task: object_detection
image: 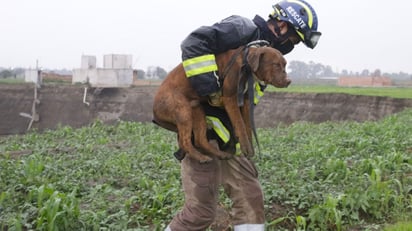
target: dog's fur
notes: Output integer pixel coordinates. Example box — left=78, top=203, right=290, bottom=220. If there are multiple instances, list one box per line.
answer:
left=152, top=46, right=290, bottom=163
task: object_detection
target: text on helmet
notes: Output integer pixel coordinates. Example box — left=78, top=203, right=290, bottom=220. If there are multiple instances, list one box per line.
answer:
left=286, top=6, right=307, bottom=29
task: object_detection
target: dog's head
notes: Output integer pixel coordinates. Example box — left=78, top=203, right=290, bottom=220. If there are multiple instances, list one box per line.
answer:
left=247, top=47, right=291, bottom=88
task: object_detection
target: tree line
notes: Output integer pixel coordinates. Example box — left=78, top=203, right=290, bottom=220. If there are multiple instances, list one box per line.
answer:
left=1, top=61, right=411, bottom=80
left=287, top=60, right=412, bottom=80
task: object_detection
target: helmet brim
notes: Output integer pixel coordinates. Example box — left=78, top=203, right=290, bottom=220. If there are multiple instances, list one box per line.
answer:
left=304, top=31, right=321, bottom=49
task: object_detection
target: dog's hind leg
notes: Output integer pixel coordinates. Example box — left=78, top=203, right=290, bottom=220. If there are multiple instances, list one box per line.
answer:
left=176, top=107, right=213, bottom=163
left=191, top=106, right=233, bottom=160
left=153, top=94, right=212, bottom=163
left=222, top=96, right=254, bottom=157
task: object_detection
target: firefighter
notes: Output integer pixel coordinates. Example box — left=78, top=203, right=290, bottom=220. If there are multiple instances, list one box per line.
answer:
left=166, top=0, right=321, bottom=230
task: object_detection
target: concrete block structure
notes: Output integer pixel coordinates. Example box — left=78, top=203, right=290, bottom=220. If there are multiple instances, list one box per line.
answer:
left=72, top=68, right=133, bottom=88
left=103, top=54, right=132, bottom=69
left=81, top=55, right=97, bottom=69
left=25, top=69, right=41, bottom=85
left=72, top=54, right=133, bottom=87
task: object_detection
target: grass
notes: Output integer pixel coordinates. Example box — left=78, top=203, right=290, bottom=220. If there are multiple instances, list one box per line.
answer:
left=268, top=85, right=412, bottom=99
left=384, top=221, right=412, bottom=231
left=0, top=78, right=25, bottom=84
left=1, top=109, right=412, bottom=230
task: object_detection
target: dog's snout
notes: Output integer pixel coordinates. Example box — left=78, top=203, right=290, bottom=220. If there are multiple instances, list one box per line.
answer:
left=285, top=78, right=291, bottom=87
left=273, top=72, right=291, bottom=88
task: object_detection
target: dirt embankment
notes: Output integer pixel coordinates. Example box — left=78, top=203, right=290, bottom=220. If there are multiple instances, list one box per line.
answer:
left=1, top=84, right=412, bottom=135
left=254, top=92, right=412, bottom=127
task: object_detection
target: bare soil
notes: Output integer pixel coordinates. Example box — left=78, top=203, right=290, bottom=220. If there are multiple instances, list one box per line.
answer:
left=1, top=84, right=412, bottom=135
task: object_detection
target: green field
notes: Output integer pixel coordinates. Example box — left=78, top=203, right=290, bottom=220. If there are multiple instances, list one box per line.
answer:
left=268, top=85, right=412, bottom=99
left=1, top=109, right=412, bottom=230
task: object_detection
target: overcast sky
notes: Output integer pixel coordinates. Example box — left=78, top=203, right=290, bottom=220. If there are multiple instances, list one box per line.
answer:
left=1, top=0, right=412, bottom=74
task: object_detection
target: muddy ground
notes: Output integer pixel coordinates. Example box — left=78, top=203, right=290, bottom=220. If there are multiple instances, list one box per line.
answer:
left=1, top=84, right=412, bottom=135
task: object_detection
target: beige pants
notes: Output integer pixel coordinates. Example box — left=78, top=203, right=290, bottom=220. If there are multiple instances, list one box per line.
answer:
left=168, top=154, right=265, bottom=231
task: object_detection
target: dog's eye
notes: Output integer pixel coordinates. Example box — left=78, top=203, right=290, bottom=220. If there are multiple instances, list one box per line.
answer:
left=273, top=63, right=281, bottom=69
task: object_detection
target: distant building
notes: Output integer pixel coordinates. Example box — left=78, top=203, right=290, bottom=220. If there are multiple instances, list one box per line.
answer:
left=338, top=76, right=392, bottom=87
left=72, top=54, right=133, bottom=88
left=145, top=66, right=160, bottom=80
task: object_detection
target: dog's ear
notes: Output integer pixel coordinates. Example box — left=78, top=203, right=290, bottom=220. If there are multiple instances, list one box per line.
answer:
left=247, top=48, right=263, bottom=72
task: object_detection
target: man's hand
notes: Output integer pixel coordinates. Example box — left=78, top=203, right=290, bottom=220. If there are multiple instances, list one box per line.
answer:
left=208, top=90, right=223, bottom=107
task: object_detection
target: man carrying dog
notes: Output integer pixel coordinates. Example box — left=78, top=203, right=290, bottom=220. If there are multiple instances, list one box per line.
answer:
left=165, top=1, right=321, bottom=230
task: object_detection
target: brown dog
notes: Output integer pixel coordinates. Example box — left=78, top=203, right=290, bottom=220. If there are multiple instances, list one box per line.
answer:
left=152, top=45, right=290, bottom=163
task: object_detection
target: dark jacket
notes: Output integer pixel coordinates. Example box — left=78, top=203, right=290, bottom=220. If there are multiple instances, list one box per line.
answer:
left=179, top=15, right=279, bottom=153
left=180, top=15, right=278, bottom=96
left=181, top=15, right=280, bottom=59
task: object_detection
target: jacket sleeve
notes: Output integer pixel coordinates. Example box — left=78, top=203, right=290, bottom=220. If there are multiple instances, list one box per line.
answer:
left=180, top=15, right=259, bottom=96
left=181, top=15, right=259, bottom=59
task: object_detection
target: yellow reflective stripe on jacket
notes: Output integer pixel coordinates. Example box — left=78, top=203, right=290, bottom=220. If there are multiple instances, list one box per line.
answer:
left=254, top=83, right=265, bottom=104
left=182, top=54, right=218, bottom=77
left=206, top=116, right=230, bottom=144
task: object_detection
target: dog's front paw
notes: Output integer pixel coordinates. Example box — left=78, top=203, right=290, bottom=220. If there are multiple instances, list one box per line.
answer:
left=217, top=151, right=233, bottom=160
left=240, top=143, right=254, bottom=158
left=198, top=155, right=213, bottom=164
left=244, top=151, right=255, bottom=158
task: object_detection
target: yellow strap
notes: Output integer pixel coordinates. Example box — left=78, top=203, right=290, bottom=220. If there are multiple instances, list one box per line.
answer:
left=182, top=54, right=218, bottom=77
left=235, top=142, right=241, bottom=155
left=254, top=83, right=265, bottom=104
